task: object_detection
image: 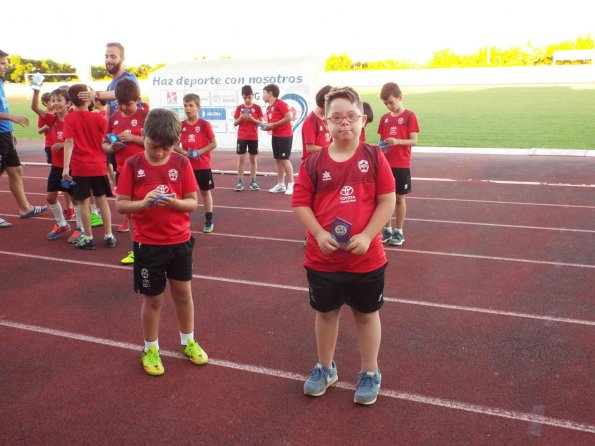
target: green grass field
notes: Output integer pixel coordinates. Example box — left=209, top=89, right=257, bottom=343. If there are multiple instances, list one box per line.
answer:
left=8, top=86, right=595, bottom=149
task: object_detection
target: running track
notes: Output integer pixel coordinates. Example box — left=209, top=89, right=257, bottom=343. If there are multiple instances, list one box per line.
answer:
left=0, top=141, right=593, bottom=445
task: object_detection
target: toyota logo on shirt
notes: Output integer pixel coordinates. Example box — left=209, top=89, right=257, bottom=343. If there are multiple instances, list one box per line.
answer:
left=157, top=185, right=170, bottom=194
left=340, top=185, right=356, bottom=203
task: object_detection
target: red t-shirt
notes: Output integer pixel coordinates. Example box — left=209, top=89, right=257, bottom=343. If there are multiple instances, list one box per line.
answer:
left=107, top=108, right=147, bottom=173
left=301, top=112, right=331, bottom=160
left=376, top=109, right=419, bottom=168
left=44, top=114, right=66, bottom=168
left=38, top=114, right=56, bottom=147
left=292, top=143, right=395, bottom=273
left=234, top=103, right=263, bottom=140
left=180, top=118, right=215, bottom=170
left=117, top=152, right=198, bottom=245
left=266, top=99, right=293, bottom=137
left=63, top=110, right=109, bottom=176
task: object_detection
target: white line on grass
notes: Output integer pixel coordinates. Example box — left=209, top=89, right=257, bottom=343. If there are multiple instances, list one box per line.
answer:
left=0, top=319, right=593, bottom=434
left=1, top=250, right=593, bottom=326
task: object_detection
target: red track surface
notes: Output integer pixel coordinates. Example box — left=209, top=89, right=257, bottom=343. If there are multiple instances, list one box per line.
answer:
left=1, top=141, right=594, bottom=445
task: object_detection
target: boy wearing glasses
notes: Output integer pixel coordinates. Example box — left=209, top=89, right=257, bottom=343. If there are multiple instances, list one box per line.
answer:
left=292, top=87, right=396, bottom=405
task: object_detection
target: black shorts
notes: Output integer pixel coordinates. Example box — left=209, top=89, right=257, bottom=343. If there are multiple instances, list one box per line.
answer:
left=306, top=264, right=387, bottom=313
left=72, top=175, right=114, bottom=201
left=47, top=166, right=74, bottom=193
left=391, top=168, right=412, bottom=195
left=194, top=169, right=215, bottom=191
left=236, top=139, right=258, bottom=155
left=44, top=147, right=52, bottom=164
left=271, top=136, right=293, bottom=160
left=0, top=132, right=21, bottom=173
left=133, top=237, right=195, bottom=296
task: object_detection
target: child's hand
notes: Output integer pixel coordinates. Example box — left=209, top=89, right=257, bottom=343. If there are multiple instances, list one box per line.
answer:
left=117, top=131, right=134, bottom=143
left=384, top=137, right=398, bottom=146
left=315, top=231, right=340, bottom=254
left=51, top=142, right=64, bottom=152
left=345, top=233, right=372, bottom=255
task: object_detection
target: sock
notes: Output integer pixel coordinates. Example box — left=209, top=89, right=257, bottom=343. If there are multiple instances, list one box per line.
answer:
left=104, top=233, right=113, bottom=239
left=395, top=228, right=403, bottom=234
left=205, top=212, right=213, bottom=223
left=144, top=339, right=159, bottom=352
left=180, top=331, right=194, bottom=346
left=287, top=182, right=294, bottom=188
left=74, top=204, right=83, bottom=229
left=384, top=225, right=392, bottom=231
left=49, top=202, right=66, bottom=226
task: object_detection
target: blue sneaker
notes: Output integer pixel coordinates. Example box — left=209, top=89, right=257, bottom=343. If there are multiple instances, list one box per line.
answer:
left=303, top=361, right=338, bottom=397
left=381, top=227, right=392, bottom=243
left=388, top=230, right=404, bottom=246
left=353, top=370, right=382, bottom=405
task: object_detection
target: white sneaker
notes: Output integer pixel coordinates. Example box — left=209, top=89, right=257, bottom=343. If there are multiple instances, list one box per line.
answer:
left=268, top=184, right=286, bottom=193
left=285, top=183, right=294, bottom=195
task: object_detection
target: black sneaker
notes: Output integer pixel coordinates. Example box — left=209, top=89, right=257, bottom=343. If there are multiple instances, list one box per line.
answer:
left=104, top=235, right=117, bottom=248
left=75, top=235, right=96, bottom=250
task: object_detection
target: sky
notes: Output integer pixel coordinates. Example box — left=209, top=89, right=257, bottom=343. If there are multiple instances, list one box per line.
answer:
left=3, top=0, right=593, bottom=69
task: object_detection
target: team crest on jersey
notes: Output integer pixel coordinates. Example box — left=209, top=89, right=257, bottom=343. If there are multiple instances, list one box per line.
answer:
left=137, top=168, right=145, bottom=178
left=114, top=120, right=119, bottom=126
left=358, top=160, right=369, bottom=173
left=168, top=169, right=179, bottom=181
left=131, top=119, right=138, bottom=127
left=56, top=131, right=63, bottom=140
left=398, top=118, right=404, bottom=125
left=195, top=126, right=201, bottom=132
left=188, top=134, right=196, bottom=143
left=390, top=125, right=398, bottom=135
left=322, top=171, right=331, bottom=181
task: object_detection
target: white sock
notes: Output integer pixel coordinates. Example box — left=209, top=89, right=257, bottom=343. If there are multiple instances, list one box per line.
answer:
left=49, top=202, right=66, bottom=225
left=180, top=331, right=193, bottom=346
left=74, top=204, right=83, bottom=229
left=144, top=339, right=159, bottom=352
left=287, top=182, right=294, bottom=188
left=384, top=226, right=392, bottom=231
left=395, top=228, right=403, bottom=234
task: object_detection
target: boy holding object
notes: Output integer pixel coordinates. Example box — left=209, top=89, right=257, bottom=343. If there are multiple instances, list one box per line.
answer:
left=116, top=108, right=208, bottom=376
left=292, top=87, right=396, bottom=405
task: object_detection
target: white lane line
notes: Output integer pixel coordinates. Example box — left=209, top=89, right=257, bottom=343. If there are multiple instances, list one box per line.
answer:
left=407, top=218, right=595, bottom=233
left=0, top=320, right=593, bottom=434
left=410, top=196, right=595, bottom=209
left=481, top=179, right=595, bottom=188
left=1, top=250, right=593, bottom=326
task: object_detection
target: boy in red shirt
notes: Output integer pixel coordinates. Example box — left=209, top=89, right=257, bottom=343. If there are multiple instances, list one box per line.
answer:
left=175, top=94, right=217, bottom=233
left=300, top=85, right=332, bottom=160
left=37, top=92, right=54, bottom=164
left=233, top=85, right=263, bottom=191
left=262, top=84, right=295, bottom=195
left=116, top=108, right=208, bottom=376
left=103, top=77, right=147, bottom=264
left=62, top=84, right=116, bottom=250
left=292, top=87, right=395, bottom=405
left=377, top=82, right=420, bottom=246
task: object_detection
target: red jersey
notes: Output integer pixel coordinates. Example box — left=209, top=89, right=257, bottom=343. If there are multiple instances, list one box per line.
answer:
left=107, top=108, right=147, bottom=173
left=292, top=143, right=395, bottom=273
left=63, top=110, right=108, bottom=176
left=234, top=103, right=263, bottom=140
left=38, top=114, right=56, bottom=147
left=301, top=112, right=331, bottom=160
left=266, top=99, right=293, bottom=137
left=44, top=113, right=66, bottom=168
left=117, top=152, right=198, bottom=245
left=181, top=118, right=215, bottom=170
left=376, top=109, right=419, bottom=168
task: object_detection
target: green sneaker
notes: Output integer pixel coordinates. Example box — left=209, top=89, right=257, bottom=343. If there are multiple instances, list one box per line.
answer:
left=182, top=338, right=208, bottom=365
left=141, top=346, right=164, bottom=376
left=90, top=213, right=103, bottom=228
left=120, top=251, right=134, bottom=265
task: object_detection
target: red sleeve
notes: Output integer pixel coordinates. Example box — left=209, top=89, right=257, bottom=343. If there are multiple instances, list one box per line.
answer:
left=408, top=112, right=420, bottom=133
left=205, top=121, right=215, bottom=140
left=117, top=159, right=133, bottom=196
left=276, top=100, right=289, bottom=115
left=301, top=115, right=317, bottom=146
left=255, top=105, right=264, bottom=119
left=291, top=161, right=315, bottom=208
left=233, top=106, right=241, bottom=119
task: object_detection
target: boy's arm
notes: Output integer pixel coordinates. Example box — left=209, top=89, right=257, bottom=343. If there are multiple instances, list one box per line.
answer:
left=200, top=138, right=217, bottom=155
left=30, top=89, right=47, bottom=119
left=385, top=132, right=418, bottom=147
left=345, top=192, right=396, bottom=255
left=293, top=206, right=339, bottom=254
left=0, top=112, right=30, bottom=127
left=117, top=191, right=198, bottom=214
left=62, top=139, right=74, bottom=178
left=264, top=111, right=292, bottom=131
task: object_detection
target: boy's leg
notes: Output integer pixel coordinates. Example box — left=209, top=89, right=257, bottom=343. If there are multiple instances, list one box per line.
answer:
left=79, top=197, right=92, bottom=236
left=141, top=293, right=165, bottom=343
left=315, top=308, right=341, bottom=368
left=249, top=154, right=257, bottom=179
left=275, top=159, right=285, bottom=184
left=169, top=279, right=194, bottom=334
left=352, top=309, right=381, bottom=372
left=282, top=159, right=294, bottom=185
left=395, top=194, right=406, bottom=231
left=94, top=195, right=113, bottom=234
left=237, top=153, right=246, bottom=181
left=5, top=166, right=34, bottom=214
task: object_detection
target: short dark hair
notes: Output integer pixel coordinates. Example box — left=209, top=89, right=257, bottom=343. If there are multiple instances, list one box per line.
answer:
left=324, top=87, right=363, bottom=114
left=263, top=84, right=279, bottom=98
left=0, top=49, right=8, bottom=58
left=143, top=108, right=181, bottom=147
left=106, top=42, right=125, bottom=59
left=380, top=82, right=402, bottom=101
left=183, top=93, right=200, bottom=106
left=115, top=77, right=140, bottom=104
left=362, top=102, right=374, bottom=124
left=241, top=85, right=253, bottom=96
left=68, top=84, right=89, bottom=107
left=51, top=88, right=70, bottom=102
left=41, top=92, right=52, bottom=104
left=315, top=85, right=333, bottom=108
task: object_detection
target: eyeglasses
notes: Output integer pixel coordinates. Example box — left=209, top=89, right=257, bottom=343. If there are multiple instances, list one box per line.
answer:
left=326, top=112, right=362, bottom=124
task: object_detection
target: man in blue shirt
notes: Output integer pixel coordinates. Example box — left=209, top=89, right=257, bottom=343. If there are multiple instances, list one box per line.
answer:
left=0, top=49, right=48, bottom=227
